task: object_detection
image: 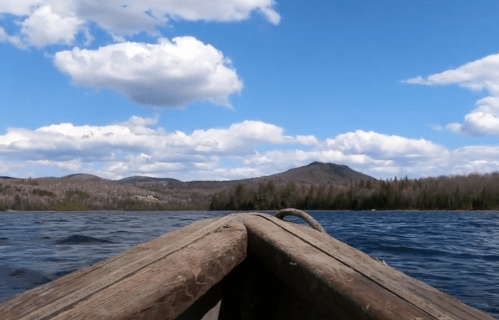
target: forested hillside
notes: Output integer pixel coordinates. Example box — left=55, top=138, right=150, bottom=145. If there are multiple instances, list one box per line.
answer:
left=3, top=162, right=499, bottom=211
left=0, top=161, right=374, bottom=211
left=210, top=172, right=499, bottom=211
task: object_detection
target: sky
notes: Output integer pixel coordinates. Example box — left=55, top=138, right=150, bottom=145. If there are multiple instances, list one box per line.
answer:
left=1, top=0, right=499, bottom=181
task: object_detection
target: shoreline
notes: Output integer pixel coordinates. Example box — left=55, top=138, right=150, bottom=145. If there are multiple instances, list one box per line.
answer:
left=1, top=209, right=499, bottom=213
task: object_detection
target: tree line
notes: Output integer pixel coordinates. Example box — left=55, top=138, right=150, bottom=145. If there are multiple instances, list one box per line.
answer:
left=0, top=184, right=203, bottom=211
left=209, top=172, right=499, bottom=211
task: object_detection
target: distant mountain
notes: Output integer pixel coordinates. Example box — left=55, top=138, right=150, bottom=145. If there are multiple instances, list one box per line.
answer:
left=119, top=176, right=182, bottom=185
left=244, top=161, right=376, bottom=186
left=61, top=174, right=105, bottom=181
left=0, top=162, right=378, bottom=211
left=1, top=161, right=375, bottom=188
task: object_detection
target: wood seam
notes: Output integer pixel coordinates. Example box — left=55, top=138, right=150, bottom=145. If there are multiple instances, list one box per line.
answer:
left=19, top=214, right=246, bottom=320
left=247, top=213, right=454, bottom=320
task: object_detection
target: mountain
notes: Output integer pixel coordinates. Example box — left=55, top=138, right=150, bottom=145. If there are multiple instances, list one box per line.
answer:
left=243, top=161, right=376, bottom=186
left=178, top=161, right=376, bottom=197
left=61, top=174, right=105, bottom=181
left=119, top=176, right=182, bottom=185
left=0, top=162, right=377, bottom=211
left=2, top=162, right=375, bottom=187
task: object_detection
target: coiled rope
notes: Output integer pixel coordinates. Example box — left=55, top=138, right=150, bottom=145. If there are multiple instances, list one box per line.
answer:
left=275, top=208, right=326, bottom=233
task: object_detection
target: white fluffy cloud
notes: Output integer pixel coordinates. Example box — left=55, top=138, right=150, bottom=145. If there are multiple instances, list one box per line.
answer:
left=76, top=0, right=280, bottom=37
left=1, top=0, right=279, bottom=108
left=0, top=0, right=280, bottom=48
left=404, top=54, right=499, bottom=93
left=323, top=130, right=447, bottom=159
left=53, top=37, right=243, bottom=107
left=404, top=53, right=499, bottom=137
left=20, top=5, right=84, bottom=48
left=1, top=117, right=499, bottom=180
left=0, top=117, right=314, bottom=179
left=240, top=130, right=451, bottom=179
left=0, top=0, right=43, bottom=16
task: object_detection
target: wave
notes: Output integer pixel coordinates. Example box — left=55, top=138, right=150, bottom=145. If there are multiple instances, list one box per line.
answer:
left=55, top=234, right=113, bottom=245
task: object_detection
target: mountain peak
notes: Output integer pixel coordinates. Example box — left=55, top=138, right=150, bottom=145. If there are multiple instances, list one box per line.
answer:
left=250, top=161, right=376, bottom=186
left=308, top=161, right=323, bottom=166
left=308, top=161, right=348, bottom=168
left=60, top=174, right=104, bottom=181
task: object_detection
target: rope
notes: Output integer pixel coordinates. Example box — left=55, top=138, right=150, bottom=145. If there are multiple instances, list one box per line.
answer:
left=275, top=208, right=326, bottom=233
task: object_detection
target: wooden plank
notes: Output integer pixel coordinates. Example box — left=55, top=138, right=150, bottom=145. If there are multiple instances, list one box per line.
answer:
left=243, top=214, right=495, bottom=320
left=0, top=218, right=217, bottom=319
left=48, top=220, right=246, bottom=320
left=175, top=277, right=222, bottom=320
left=286, top=220, right=495, bottom=320
left=0, top=215, right=247, bottom=320
left=243, top=215, right=427, bottom=320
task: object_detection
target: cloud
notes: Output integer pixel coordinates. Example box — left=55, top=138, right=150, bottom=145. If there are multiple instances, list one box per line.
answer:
left=20, top=5, right=84, bottom=48
left=404, top=53, right=499, bottom=137
left=1, top=117, right=499, bottom=180
left=449, top=96, right=499, bottom=136
left=0, top=0, right=280, bottom=48
left=240, top=130, right=499, bottom=180
left=401, top=76, right=427, bottom=85
left=0, top=0, right=43, bottom=16
left=0, top=117, right=317, bottom=180
left=239, top=130, right=451, bottom=179
left=76, top=0, right=280, bottom=35
left=429, top=124, right=444, bottom=131
left=1, top=1, right=279, bottom=108
left=323, top=130, right=447, bottom=160
left=0, top=27, right=26, bottom=49
left=404, top=54, right=499, bottom=93
left=53, top=37, right=243, bottom=108
left=319, top=131, right=451, bottom=178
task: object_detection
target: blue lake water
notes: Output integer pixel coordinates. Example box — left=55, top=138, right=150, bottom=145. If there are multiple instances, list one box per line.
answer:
left=0, top=210, right=498, bottom=318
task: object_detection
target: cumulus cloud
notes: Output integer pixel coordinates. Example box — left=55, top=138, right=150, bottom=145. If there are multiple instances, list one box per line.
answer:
left=76, top=0, right=280, bottom=37
left=53, top=37, right=243, bottom=108
left=446, top=96, right=499, bottom=136
left=1, top=117, right=499, bottom=180
left=0, top=117, right=316, bottom=180
left=0, top=0, right=43, bottom=16
left=0, top=0, right=280, bottom=108
left=240, top=131, right=499, bottom=180
left=240, top=131, right=450, bottom=179
left=323, top=130, right=446, bottom=158
left=403, top=54, right=499, bottom=93
left=0, top=0, right=280, bottom=48
left=20, top=5, right=84, bottom=48
left=404, top=53, right=499, bottom=137
left=320, top=131, right=452, bottom=177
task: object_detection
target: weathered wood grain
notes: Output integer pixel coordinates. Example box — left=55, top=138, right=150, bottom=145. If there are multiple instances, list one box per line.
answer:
left=243, top=214, right=495, bottom=320
left=0, top=218, right=218, bottom=319
left=0, top=215, right=247, bottom=320
left=287, top=220, right=495, bottom=320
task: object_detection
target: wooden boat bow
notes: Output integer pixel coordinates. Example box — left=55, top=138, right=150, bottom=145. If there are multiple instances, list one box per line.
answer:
left=0, top=210, right=494, bottom=320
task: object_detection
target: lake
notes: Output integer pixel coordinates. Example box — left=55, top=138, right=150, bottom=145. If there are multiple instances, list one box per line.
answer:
left=0, top=210, right=498, bottom=318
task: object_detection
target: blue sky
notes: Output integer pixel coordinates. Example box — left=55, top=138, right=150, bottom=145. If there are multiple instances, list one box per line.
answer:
left=1, top=0, right=499, bottom=181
